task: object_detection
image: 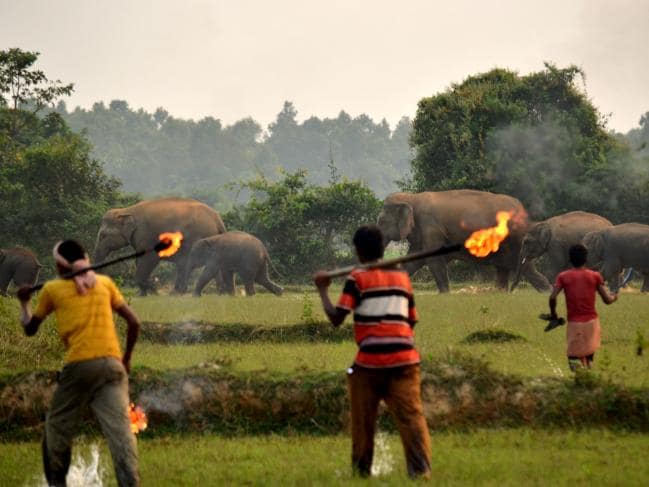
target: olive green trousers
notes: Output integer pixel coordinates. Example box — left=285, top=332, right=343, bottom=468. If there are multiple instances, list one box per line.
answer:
left=43, top=357, right=139, bottom=487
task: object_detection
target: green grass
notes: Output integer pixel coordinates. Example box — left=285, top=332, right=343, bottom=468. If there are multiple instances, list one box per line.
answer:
left=3, top=286, right=649, bottom=385
left=2, top=429, right=649, bottom=486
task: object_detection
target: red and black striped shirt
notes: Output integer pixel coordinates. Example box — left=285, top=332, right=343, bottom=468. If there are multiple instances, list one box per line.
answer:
left=337, top=267, right=420, bottom=368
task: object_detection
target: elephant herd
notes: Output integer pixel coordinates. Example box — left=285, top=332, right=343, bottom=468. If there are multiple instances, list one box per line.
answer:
left=2, top=191, right=648, bottom=296
left=377, top=190, right=649, bottom=293
left=1, top=198, right=284, bottom=297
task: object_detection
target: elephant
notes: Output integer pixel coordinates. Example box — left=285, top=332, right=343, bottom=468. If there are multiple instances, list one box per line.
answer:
left=185, top=231, right=283, bottom=297
left=377, top=190, right=551, bottom=293
left=93, top=198, right=226, bottom=295
left=0, top=247, right=42, bottom=296
left=510, top=211, right=612, bottom=291
left=583, top=223, right=649, bottom=292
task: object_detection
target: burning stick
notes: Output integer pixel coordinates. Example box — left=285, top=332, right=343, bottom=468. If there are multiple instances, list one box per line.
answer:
left=26, top=232, right=184, bottom=293
left=128, top=403, right=148, bottom=434
left=324, top=212, right=513, bottom=278
left=323, top=244, right=462, bottom=278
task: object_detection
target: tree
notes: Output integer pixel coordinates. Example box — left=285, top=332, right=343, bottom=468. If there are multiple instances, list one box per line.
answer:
left=224, top=170, right=381, bottom=281
left=0, top=49, right=123, bottom=260
left=0, top=48, right=73, bottom=141
left=408, top=64, right=626, bottom=218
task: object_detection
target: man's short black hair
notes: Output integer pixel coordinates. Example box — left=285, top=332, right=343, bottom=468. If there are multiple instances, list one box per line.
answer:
left=58, top=240, right=86, bottom=264
left=353, top=225, right=384, bottom=261
left=569, top=244, right=588, bottom=267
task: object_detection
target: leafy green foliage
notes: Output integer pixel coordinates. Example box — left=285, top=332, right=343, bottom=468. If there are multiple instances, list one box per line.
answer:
left=56, top=100, right=412, bottom=201
left=0, top=50, right=124, bottom=262
left=408, top=63, right=649, bottom=221
left=224, top=170, right=381, bottom=281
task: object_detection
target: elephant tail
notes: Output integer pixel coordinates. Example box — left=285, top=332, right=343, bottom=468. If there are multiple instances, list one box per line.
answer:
left=265, top=254, right=285, bottom=281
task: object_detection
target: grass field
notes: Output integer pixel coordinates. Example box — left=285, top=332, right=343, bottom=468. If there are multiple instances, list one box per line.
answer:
left=3, top=285, right=649, bottom=385
left=2, top=283, right=649, bottom=485
left=3, top=429, right=649, bottom=486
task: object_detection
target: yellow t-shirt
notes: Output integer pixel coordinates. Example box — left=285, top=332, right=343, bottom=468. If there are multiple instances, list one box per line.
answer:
left=33, top=274, right=126, bottom=363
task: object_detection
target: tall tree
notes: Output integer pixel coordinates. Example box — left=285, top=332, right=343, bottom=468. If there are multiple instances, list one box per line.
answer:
left=408, top=64, right=626, bottom=218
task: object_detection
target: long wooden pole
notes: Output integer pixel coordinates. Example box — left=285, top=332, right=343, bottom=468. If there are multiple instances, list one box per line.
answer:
left=26, top=238, right=175, bottom=293
left=323, top=243, right=463, bottom=278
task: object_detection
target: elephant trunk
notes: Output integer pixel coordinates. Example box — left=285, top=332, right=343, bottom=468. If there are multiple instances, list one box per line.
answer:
left=509, top=255, right=527, bottom=292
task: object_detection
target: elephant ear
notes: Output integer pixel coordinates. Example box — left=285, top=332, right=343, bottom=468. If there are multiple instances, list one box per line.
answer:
left=583, top=231, right=605, bottom=264
left=117, top=214, right=137, bottom=245
left=396, top=203, right=414, bottom=240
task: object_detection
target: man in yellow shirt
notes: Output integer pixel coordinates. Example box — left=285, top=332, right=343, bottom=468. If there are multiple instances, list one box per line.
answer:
left=18, top=239, right=141, bottom=487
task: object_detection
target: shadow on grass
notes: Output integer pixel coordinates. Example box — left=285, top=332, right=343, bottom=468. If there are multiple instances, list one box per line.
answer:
left=139, top=321, right=354, bottom=344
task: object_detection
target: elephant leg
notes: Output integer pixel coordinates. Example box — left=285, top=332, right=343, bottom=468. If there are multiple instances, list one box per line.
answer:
left=14, top=265, right=40, bottom=288
left=135, top=253, right=159, bottom=296
left=522, top=261, right=551, bottom=292
left=193, top=264, right=218, bottom=297
left=172, top=257, right=190, bottom=294
left=641, top=274, right=649, bottom=293
left=495, top=266, right=509, bottom=291
left=0, top=273, right=10, bottom=296
left=255, top=265, right=283, bottom=296
left=243, top=280, right=256, bottom=296
left=220, top=270, right=235, bottom=295
left=428, top=257, right=450, bottom=294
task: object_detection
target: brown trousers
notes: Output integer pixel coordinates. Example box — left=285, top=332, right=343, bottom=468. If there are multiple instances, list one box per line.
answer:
left=43, top=357, right=139, bottom=487
left=347, top=363, right=431, bottom=478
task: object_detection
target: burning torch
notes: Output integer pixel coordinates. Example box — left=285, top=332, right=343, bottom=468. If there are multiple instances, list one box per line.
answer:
left=323, top=211, right=514, bottom=278
left=26, top=232, right=184, bottom=293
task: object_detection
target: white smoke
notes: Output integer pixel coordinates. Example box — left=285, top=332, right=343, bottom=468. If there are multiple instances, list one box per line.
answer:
left=30, top=442, right=105, bottom=487
left=371, top=431, right=395, bottom=476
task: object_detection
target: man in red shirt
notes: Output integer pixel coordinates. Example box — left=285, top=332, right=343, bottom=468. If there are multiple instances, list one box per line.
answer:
left=549, top=244, right=617, bottom=370
left=314, top=225, right=431, bottom=478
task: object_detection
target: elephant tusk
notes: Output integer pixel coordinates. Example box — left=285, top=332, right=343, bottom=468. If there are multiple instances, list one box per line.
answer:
left=520, top=257, right=526, bottom=265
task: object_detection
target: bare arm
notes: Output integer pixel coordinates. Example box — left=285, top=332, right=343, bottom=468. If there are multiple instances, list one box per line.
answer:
left=548, top=285, right=562, bottom=319
left=597, top=283, right=618, bottom=305
left=17, top=286, right=44, bottom=336
left=115, top=303, right=140, bottom=374
left=313, top=272, right=349, bottom=327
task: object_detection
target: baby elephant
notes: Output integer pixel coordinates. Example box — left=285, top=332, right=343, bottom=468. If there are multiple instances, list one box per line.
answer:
left=0, top=247, right=42, bottom=296
left=186, top=231, right=283, bottom=297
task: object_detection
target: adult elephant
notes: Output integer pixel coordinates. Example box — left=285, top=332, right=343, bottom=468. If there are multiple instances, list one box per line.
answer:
left=583, top=223, right=649, bottom=292
left=185, top=231, right=283, bottom=297
left=377, top=191, right=550, bottom=293
left=0, top=247, right=42, bottom=296
left=510, top=211, right=612, bottom=291
left=93, top=198, right=226, bottom=295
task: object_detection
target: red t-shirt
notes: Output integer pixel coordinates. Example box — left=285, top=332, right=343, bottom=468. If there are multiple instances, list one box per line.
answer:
left=554, top=268, right=604, bottom=322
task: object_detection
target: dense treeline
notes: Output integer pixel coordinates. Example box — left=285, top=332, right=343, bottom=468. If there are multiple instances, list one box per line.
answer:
left=408, top=63, right=649, bottom=223
left=3, top=48, right=649, bottom=286
left=57, top=100, right=412, bottom=205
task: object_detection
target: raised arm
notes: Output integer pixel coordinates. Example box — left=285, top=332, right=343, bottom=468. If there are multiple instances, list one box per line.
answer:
left=313, top=271, right=349, bottom=327
left=597, top=283, right=618, bottom=305
left=115, top=303, right=141, bottom=373
left=548, top=285, right=562, bottom=319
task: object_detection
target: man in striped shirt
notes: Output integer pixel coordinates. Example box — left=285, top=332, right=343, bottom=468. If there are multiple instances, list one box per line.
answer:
left=314, top=225, right=431, bottom=478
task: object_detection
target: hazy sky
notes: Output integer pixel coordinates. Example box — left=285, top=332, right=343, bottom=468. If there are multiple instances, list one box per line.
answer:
left=1, top=0, right=648, bottom=132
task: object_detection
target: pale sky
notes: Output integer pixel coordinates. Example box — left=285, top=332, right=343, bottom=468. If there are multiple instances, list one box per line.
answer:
left=1, top=0, right=648, bottom=132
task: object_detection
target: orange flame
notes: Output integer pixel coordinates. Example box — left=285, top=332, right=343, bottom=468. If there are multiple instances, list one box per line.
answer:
left=464, top=211, right=513, bottom=257
left=129, top=403, right=147, bottom=434
left=158, top=232, right=183, bottom=258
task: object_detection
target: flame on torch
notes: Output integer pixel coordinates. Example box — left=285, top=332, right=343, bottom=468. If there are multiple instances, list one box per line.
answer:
left=157, top=232, right=183, bottom=258
left=129, top=403, right=148, bottom=434
left=464, top=211, right=513, bottom=258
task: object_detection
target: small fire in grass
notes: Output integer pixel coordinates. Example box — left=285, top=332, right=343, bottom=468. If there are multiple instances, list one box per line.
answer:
left=464, top=211, right=513, bottom=257
left=157, top=232, right=183, bottom=258
left=129, top=403, right=147, bottom=434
